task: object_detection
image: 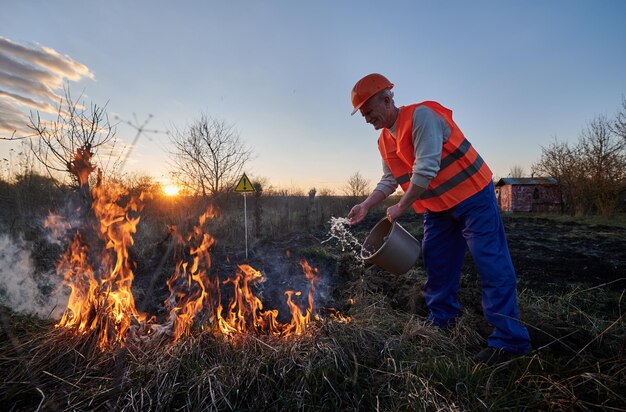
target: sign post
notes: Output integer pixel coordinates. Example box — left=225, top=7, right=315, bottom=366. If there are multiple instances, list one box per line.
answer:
left=233, top=173, right=256, bottom=259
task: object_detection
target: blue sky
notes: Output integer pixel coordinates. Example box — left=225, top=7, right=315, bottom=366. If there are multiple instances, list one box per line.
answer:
left=1, top=1, right=625, bottom=192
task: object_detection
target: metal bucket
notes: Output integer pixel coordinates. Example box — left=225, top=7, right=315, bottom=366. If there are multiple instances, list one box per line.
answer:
left=361, top=218, right=421, bottom=275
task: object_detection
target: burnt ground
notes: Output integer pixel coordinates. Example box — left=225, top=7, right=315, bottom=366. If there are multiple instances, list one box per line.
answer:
left=505, top=217, right=626, bottom=287
left=344, top=210, right=626, bottom=292
left=2, top=210, right=625, bottom=410
left=216, top=210, right=626, bottom=358
left=360, top=211, right=626, bottom=287
left=126, top=209, right=625, bottom=358
left=265, top=210, right=625, bottom=300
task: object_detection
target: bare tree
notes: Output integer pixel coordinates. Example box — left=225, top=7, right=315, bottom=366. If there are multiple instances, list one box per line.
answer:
left=169, top=115, right=252, bottom=197
left=119, top=172, right=161, bottom=196
left=612, top=96, right=626, bottom=141
left=532, top=137, right=588, bottom=215
left=579, top=115, right=626, bottom=217
left=508, top=165, right=525, bottom=178
left=532, top=115, right=626, bottom=217
left=342, top=171, right=370, bottom=197
left=25, top=89, right=116, bottom=190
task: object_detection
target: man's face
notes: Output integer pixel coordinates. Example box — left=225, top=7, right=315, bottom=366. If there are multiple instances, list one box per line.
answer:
left=359, top=93, right=391, bottom=130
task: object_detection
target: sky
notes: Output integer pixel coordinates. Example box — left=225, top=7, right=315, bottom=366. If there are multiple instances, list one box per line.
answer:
left=1, top=0, right=625, bottom=192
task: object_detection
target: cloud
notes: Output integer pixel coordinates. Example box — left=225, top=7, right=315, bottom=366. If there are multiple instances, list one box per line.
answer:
left=0, top=98, right=29, bottom=137
left=0, top=71, right=57, bottom=102
left=0, top=37, right=93, bottom=81
left=0, top=36, right=94, bottom=137
left=0, top=89, right=57, bottom=112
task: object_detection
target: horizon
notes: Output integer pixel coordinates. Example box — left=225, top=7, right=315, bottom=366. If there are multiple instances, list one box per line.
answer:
left=1, top=1, right=625, bottom=192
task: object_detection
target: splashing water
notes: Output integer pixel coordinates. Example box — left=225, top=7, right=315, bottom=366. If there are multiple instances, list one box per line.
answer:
left=321, top=217, right=364, bottom=262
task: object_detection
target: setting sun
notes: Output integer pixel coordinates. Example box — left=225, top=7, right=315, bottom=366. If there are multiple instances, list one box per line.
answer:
left=162, top=184, right=180, bottom=197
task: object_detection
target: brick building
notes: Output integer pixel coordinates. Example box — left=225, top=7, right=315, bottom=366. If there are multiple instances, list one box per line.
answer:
left=495, top=177, right=561, bottom=213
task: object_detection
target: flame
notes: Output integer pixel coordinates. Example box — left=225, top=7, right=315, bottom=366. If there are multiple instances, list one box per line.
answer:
left=55, top=171, right=146, bottom=349
left=282, top=260, right=319, bottom=335
left=299, top=259, right=318, bottom=316
left=217, top=264, right=267, bottom=335
left=53, top=150, right=347, bottom=349
left=215, top=260, right=320, bottom=337
left=56, top=234, right=98, bottom=331
left=68, top=147, right=96, bottom=187
left=165, top=207, right=216, bottom=340
left=165, top=207, right=324, bottom=339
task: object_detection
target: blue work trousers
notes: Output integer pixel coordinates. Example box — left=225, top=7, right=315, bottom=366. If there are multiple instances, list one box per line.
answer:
left=422, top=182, right=531, bottom=354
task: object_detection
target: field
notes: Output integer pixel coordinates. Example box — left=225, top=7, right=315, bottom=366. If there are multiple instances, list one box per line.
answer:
left=0, top=190, right=625, bottom=411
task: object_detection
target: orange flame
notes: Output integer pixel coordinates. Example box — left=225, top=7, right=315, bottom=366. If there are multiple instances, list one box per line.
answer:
left=165, top=208, right=216, bottom=340
left=56, top=234, right=98, bottom=331
left=283, top=260, right=319, bottom=335
left=164, top=207, right=325, bottom=339
left=68, top=147, right=96, bottom=187
left=215, top=260, right=319, bottom=337
left=54, top=154, right=347, bottom=348
left=217, top=264, right=266, bottom=335
left=55, top=174, right=146, bottom=349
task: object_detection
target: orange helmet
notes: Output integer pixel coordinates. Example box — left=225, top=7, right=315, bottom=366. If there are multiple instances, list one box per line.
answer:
left=350, top=73, right=394, bottom=115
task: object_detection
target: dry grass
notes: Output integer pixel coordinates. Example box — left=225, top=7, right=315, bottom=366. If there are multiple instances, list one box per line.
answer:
left=1, top=184, right=625, bottom=411
left=1, top=268, right=625, bottom=411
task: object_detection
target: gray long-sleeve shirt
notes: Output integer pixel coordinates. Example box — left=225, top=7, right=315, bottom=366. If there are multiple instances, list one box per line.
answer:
left=374, top=105, right=451, bottom=196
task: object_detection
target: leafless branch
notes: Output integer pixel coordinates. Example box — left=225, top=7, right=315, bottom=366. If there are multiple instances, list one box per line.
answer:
left=169, top=114, right=253, bottom=197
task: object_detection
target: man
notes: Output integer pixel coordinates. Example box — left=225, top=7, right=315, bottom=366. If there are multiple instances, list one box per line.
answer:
left=347, top=73, right=531, bottom=365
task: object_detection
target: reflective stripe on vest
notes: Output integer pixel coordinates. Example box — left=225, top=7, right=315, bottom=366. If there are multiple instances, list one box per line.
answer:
left=421, top=153, right=484, bottom=199
left=379, top=102, right=492, bottom=212
left=394, top=137, right=473, bottom=187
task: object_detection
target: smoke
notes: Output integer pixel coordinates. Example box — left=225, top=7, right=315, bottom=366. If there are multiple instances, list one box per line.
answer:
left=245, top=248, right=335, bottom=322
left=43, top=212, right=80, bottom=246
left=0, top=234, right=68, bottom=319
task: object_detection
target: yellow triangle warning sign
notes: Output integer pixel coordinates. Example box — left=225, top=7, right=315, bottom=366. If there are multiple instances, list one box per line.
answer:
left=234, top=173, right=255, bottom=193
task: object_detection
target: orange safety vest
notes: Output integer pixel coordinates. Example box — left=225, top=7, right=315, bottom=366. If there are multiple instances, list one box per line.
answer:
left=378, top=101, right=493, bottom=213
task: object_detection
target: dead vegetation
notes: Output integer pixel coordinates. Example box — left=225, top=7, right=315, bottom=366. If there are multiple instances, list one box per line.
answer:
left=1, top=176, right=625, bottom=410
left=1, top=244, right=625, bottom=411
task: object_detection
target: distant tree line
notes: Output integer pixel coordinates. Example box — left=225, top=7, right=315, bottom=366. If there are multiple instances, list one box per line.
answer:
left=0, top=90, right=371, bottom=203
left=532, top=98, right=626, bottom=217
left=3, top=87, right=625, bottom=218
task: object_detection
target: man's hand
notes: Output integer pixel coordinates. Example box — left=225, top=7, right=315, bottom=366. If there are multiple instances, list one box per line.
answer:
left=386, top=203, right=407, bottom=222
left=347, top=203, right=368, bottom=225
left=386, top=182, right=425, bottom=222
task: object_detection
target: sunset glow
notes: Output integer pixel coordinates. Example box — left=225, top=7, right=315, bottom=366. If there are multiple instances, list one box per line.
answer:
left=162, top=184, right=180, bottom=197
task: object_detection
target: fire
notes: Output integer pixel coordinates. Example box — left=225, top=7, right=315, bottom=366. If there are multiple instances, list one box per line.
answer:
left=283, top=260, right=318, bottom=335
left=299, top=259, right=317, bottom=315
left=215, top=262, right=318, bottom=337
left=165, top=208, right=216, bottom=340
left=165, top=206, right=322, bottom=339
left=52, top=149, right=348, bottom=350
left=55, top=171, right=147, bottom=349
left=217, top=264, right=273, bottom=335
left=56, top=234, right=98, bottom=332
